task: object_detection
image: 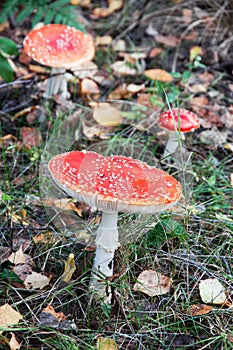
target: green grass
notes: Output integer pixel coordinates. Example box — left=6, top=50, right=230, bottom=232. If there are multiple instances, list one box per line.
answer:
left=1, top=105, right=233, bottom=349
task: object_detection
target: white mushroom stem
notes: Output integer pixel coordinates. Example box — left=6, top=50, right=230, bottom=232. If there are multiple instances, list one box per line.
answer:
left=90, top=211, right=120, bottom=299
left=43, top=67, right=70, bottom=99
left=163, top=131, right=185, bottom=158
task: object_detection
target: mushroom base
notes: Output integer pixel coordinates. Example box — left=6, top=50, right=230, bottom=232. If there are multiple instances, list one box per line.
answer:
left=89, top=211, right=120, bottom=301
left=163, top=131, right=185, bottom=159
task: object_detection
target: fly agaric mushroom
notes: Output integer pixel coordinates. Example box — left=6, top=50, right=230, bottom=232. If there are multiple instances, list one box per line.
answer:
left=48, top=150, right=182, bottom=300
left=24, top=24, right=95, bottom=99
left=158, top=108, right=200, bottom=158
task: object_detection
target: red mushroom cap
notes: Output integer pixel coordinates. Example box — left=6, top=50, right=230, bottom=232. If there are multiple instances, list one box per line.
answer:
left=48, top=150, right=182, bottom=213
left=158, top=108, right=200, bottom=132
left=23, top=24, right=95, bottom=68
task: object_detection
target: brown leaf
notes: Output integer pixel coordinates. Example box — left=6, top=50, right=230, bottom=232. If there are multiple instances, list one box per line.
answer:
left=20, top=126, right=42, bottom=148
left=42, top=304, right=66, bottom=322
left=182, top=8, right=193, bottom=24
left=80, top=78, right=100, bottom=100
left=33, top=231, right=59, bottom=245
left=70, top=0, right=91, bottom=6
left=148, top=47, right=163, bottom=58
left=190, top=96, right=209, bottom=117
left=187, top=304, right=213, bottom=316
left=0, top=304, right=23, bottom=334
left=144, top=69, right=173, bottom=82
left=133, top=270, right=172, bottom=296
left=155, top=34, right=180, bottom=47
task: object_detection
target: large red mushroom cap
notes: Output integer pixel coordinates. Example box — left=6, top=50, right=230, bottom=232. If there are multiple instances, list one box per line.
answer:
left=48, top=150, right=182, bottom=213
left=23, top=24, right=95, bottom=68
left=158, top=108, right=200, bottom=133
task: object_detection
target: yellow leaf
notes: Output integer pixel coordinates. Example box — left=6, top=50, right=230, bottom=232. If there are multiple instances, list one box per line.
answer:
left=61, top=253, right=76, bottom=283
left=189, top=46, right=203, bottom=63
left=0, top=304, right=23, bottom=334
left=97, top=337, right=118, bottom=350
left=133, top=270, right=172, bottom=297
left=144, top=69, right=173, bottom=82
left=93, top=103, right=123, bottom=127
left=199, top=278, right=229, bottom=305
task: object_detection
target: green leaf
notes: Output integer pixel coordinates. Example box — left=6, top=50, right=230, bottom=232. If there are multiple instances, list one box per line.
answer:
left=0, top=37, right=18, bottom=56
left=32, top=7, right=45, bottom=27
left=43, top=9, right=56, bottom=25
left=0, top=54, right=14, bottom=82
left=0, top=269, right=23, bottom=283
left=49, top=0, right=70, bottom=9
left=146, top=219, right=187, bottom=248
left=16, top=6, right=33, bottom=24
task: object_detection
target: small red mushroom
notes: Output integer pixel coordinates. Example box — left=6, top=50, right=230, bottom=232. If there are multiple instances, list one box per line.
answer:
left=158, top=108, right=200, bottom=158
left=24, top=24, right=95, bottom=99
left=48, top=150, right=182, bottom=300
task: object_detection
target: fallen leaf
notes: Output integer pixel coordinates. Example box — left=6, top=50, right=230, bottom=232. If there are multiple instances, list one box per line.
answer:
left=13, top=263, right=32, bottom=281
left=61, top=253, right=76, bottom=283
left=93, top=103, right=123, bottom=126
left=95, top=35, right=113, bottom=46
left=111, top=60, right=137, bottom=76
left=0, top=304, right=23, bottom=334
left=198, top=71, right=214, bottom=84
left=182, top=8, right=193, bottom=24
left=189, top=46, right=203, bottom=63
left=41, top=304, right=66, bottom=322
left=8, top=246, right=27, bottom=265
left=24, top=271, right=51, bottom=290
left=97, top=337, right=118, bottom=350
left=72, top=61, right=98, bottom=79
left=190, top=96, right=209, bottom=117
left=108, top=0, right=123, bottom=12
left=187, top=304, right=213, bottom=316
left=148, top=47, right=163, bottom=58
left=33, top=231, right=59, bottom=245
left=82, top=121, right=102, bottom=139
left=144, top=69, right=173, bottom=82
left=29, top=64, right=47, bottom=73
left=199, top=278, right=228, bottom=305
left=230, top=173, right=233, bottom=187
left=127, top=83, right=145, bottom=93
left=154, top=34, right=180, bottom=47
left=20, top=126, right=42, bottom=148
left=0, top=21, right=9, bottom=32
left=70, top=0, right=91, bottom=6
left=133, top=270, right=172, bottom=296
left=92, top=0, right=123, bottom=17
left=80, top=78, right=100, bottom=99
left=9, top=332, right=21, bottom=350
left=108, top=83, right=129, bottom=100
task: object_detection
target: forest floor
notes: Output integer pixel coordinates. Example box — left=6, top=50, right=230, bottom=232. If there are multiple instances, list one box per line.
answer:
left=0, top=1, right=233, bottom=349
